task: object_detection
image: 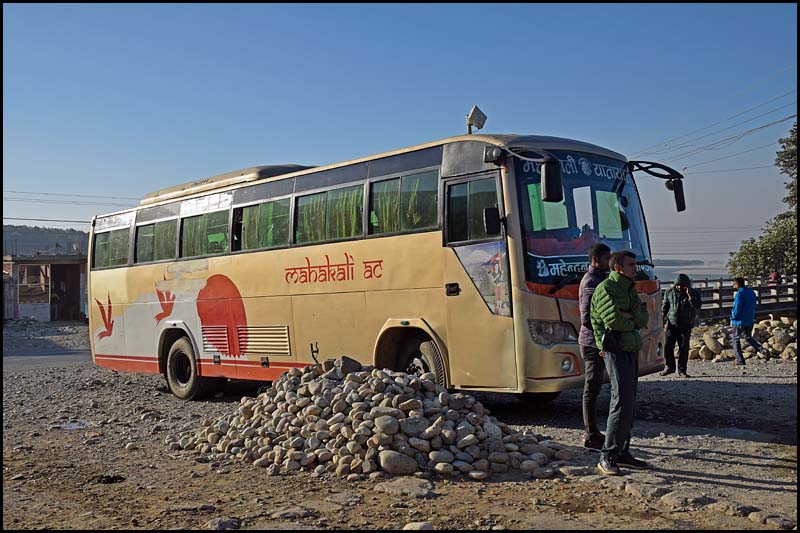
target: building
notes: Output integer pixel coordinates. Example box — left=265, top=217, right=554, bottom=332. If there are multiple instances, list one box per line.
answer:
left=2, top=254, right=87, bottom=321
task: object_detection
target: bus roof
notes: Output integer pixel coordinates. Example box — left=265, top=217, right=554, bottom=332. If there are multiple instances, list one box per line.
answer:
left=135, top=133, right=627, bottom=208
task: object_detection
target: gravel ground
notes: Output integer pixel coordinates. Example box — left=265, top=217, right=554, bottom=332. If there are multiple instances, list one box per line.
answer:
left=2, top=321, right=798, bottom=530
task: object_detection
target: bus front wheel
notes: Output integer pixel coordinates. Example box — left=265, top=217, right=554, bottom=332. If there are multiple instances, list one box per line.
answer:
left=400, top=339, right=447, bottom=388
left=166, top=337, right=214, bottom=400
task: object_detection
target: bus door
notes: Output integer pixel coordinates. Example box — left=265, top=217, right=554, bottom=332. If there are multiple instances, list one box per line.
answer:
left=443, top=171, right=517, bottom=389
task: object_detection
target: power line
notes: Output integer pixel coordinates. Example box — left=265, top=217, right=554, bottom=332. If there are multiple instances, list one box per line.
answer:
left=3, top=197, right=135, bottom=208
left=630, top=86, right=797, bottom=157
left=3, top=217, right=91, bottom=224
left=664, top=114, right=796, bottom=164
left=641, top=101, right=797, bottom=157
left=4, top=190, right=140, bottom=201
left=680, top=141, right=780, bottom=170
left=684, top=165, right=773, bottom=175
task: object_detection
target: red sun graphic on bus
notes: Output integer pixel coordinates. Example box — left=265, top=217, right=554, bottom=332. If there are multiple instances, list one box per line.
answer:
left=196, top=274, right=248, bottom=357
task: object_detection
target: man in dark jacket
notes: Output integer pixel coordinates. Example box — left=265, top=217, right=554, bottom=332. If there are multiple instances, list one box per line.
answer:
left=731, top=277, right=767, bottom=365
left=591, top=250, right=650, bottom=475
left=661, top=273, right=702, bottom=377
left=578, top=243, right=611, bottom=450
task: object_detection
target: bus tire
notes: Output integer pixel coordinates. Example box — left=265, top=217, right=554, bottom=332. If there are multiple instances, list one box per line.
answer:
left=516, top=392, right=561, bottom=405
left=400, top=339, right=447, bottom=387
left=166, top=337, right=213, bottom=400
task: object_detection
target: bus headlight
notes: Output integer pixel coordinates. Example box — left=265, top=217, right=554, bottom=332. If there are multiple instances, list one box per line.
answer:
left=561, top=356, right=574, bottom=373
left=527, top=320, right=578, bottom=346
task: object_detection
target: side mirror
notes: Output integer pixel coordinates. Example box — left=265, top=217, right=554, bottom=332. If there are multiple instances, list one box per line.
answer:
left=666, top=179, right=686, bottom=212
left=541, top=160, right=563, bottom=202
left=483, top=207, right=502, bottom=236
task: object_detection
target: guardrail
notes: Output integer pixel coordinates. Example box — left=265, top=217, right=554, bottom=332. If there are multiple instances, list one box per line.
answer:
left=661, top=275, right=797, bottom=320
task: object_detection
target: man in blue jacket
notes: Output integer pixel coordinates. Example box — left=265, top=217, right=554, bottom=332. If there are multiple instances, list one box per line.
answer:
left=730, top=277, right=768, bottom=365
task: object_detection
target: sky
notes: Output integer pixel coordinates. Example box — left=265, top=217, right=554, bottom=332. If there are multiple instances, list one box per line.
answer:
left=3, top=3, right=797, bottom=263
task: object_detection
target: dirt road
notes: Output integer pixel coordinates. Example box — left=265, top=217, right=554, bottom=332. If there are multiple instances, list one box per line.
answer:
left=3, top=336, right=796, bottom=530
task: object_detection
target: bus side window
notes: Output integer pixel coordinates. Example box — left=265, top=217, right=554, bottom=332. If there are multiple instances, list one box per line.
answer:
left=233, top=198, right=291, bottom=251
left=93, top=228, right=130, bottom=268
left=446, top=177, right=500, bottom=243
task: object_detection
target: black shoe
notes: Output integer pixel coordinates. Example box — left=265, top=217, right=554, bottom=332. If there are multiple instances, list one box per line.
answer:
left=659, top=368, right=675, bottom=376
left=616, top=452, right=650, bottom=470
left=597, top=457, right=620, bottom=476
left=582, top=433, right=605, bottom=451
left=678, top=371, right=691, bottom=378
left=733, top=360, right=746, bottom=366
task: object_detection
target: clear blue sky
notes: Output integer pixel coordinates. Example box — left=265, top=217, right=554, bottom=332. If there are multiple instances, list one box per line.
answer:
left=3, top=3, right=797, bottom=262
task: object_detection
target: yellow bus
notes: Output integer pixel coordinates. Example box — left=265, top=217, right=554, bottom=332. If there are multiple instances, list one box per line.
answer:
left=89, top=133, right=686, bottom=400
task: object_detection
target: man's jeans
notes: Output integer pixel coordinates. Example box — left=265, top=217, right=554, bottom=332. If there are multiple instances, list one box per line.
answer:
left=731, top=324, right=764, bottom=364
left=664, top=323, right=692, bottom=373
left=601, top=350, right=639, bottom=461
left=580, top=344, right=604, bottom=439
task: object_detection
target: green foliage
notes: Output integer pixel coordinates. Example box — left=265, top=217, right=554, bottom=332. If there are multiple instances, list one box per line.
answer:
left=728, top=123, right=797, bottom=277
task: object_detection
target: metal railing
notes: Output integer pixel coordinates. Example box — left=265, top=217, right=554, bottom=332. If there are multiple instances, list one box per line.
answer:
left=661, top=275, right=798, bottom=320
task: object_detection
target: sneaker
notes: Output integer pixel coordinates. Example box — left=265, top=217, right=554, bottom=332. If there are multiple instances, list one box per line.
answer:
left=597, top=457, right=620, bottom=476
left=659, top=368, right=675, bottom=376
left=616, top=452, right=650, bottom=470
left=582, top=433, right=605, bottom=451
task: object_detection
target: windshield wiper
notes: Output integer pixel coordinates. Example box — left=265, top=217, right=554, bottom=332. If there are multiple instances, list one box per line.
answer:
left=637, top=260, right=655, bottom=267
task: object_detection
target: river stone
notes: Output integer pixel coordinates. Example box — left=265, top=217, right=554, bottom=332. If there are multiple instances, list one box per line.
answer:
left=374, top=477, right=434, bottom=498
left=429, top=450, right=454, bottom=463
left=399, top=417, right=430, bottom=437
left=402, top=522, right=434, bottom=530
left=378, top=450, right=419, bottom=475
left=375, top=416, right=399, bottom=435
left=335, top=356, right=362, bottom=375
left=483, top=421, right=503, bottom=439
left=704, top=333, right=724, bottom=354
left=409, top=438, right=431, bottom=453
left=468, top=471, right=488, bottom=480
left=699, top=345, right=715, bottom=360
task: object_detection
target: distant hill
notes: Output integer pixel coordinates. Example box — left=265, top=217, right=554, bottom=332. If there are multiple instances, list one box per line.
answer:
left=653, top=259, right=705, bottom=266
left=2, top=225, right=89, bottom=256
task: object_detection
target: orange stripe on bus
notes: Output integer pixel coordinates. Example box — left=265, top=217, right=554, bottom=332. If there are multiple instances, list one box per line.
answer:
left=526, top=279, right=661, bottom=299
left=95, top=356, right=159, bottom=374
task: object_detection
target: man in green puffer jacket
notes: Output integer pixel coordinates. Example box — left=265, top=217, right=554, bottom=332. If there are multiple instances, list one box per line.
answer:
left=590, top=250, right=650, bottom=476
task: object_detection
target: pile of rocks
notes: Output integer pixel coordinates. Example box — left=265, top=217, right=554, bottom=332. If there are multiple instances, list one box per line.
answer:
left=690, top=316, right=797, bottom=362
left=2, top=318, right=89, bottom=351
left=166, top=357, right=572, bottom=480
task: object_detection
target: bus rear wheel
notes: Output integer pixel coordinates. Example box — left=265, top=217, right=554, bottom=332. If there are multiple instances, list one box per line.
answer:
left=166, top=337, right=214, bottom=400
left=399, top=339, right=447, bottom=387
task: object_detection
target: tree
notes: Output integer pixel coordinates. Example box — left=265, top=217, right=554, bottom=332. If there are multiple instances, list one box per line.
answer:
left=727, top=123, right=797, bottom=277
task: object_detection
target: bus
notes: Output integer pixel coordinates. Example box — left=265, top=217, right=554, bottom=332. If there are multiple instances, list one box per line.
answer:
left=88, top=133, right=687, bottom=400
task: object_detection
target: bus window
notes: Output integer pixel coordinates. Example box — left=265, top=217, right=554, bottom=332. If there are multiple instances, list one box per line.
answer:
left=181, top=210, right=229, bottom=258
left=295, top=192, right=326, bottom=244
left=326, top=185, right=363, bottom=240
left=369, top=178, right=401, bottom=235
left=135, top=220, right=177, bottom=263
left=234, top=198, right=291, bottom=251
left=400, top=171, right=438, bottom=231
left=526, top=183, right=568, bottom=231
left=447, top=177, right=500, bottom=243
left=596, top=190, right=623, bottom=239
left=93, top=228, right=130, bottom=268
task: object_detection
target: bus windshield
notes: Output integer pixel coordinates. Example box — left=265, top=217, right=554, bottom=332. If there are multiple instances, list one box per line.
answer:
left=515, top=150, right=654, bottom=286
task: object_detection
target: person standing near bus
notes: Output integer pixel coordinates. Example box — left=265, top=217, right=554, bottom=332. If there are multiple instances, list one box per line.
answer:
left=578, top=243, right=611, bottom=450
left=591, top=250, right=650, bottom=475
left=731, top=277, right=768, bottom=366
left=660, top=273, right=701, bottom=378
